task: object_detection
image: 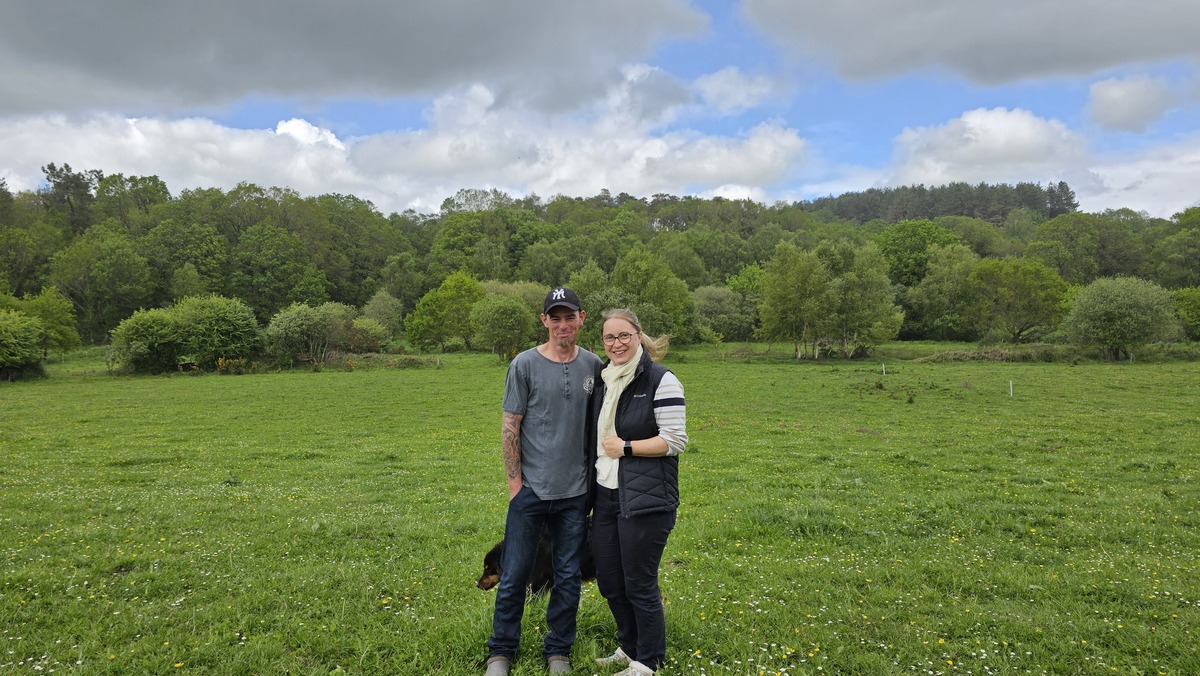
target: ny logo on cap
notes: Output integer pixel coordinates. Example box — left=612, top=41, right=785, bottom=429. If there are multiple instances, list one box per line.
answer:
left=551, top=288, right=566, bottom=300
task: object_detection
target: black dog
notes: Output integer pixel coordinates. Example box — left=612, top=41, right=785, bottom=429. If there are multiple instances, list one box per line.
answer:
left=477, top=531, right=596, bottom=594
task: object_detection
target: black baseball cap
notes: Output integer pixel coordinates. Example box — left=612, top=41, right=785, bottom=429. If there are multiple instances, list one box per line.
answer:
left=543, top=287, right=581, bottom=314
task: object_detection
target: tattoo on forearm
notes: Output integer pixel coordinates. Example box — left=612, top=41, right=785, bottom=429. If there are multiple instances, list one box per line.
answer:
left=502, top=412, right=522, bottom=480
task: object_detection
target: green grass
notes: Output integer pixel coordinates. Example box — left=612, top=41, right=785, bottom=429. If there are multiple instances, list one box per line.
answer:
left=2, top=351, right=1199, bottom=674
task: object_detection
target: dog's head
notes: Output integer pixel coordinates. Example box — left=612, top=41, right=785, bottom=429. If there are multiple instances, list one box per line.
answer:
left=476, top=540, right=504, bottom=590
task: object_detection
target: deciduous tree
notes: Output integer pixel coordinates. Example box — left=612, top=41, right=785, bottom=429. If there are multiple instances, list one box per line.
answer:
left=759, top=242, right=832, bottom=358
left=1173, top=287, right=1200, bottom=340
left=139, top=219, right=228, bottom=303
left=966, top=258, right=1067, bottom=343
left=904, top=244, right=980, bottom=340
left=1063, top=277, right=1178, bottom=360
left=471, top=294, right=535, bottom=359
left=648, top=231, right=710, bottom=289
left=0, top=228, right=42, bottom=296
left=94, top=173, right=171, bottom=232
left=361, top=289, right=405, bottom=338
left=405, top=270, right=484, bottom=351
left=1145, top=228, right=1200, bottom=289
left=818, top=242, right=903, bottom=358
left=610, top=246, right=698, bottom=342
left=692, top=285, right=753, bottom=342
left=875, top=220, right=960, bottom=287
left=229, top=222, right=329, bottom=320
left=19, top=286, right=81, bottom=359
left=47, top=224, right=154, bottom=342
left=1028, top=213, right=1100, bottom=284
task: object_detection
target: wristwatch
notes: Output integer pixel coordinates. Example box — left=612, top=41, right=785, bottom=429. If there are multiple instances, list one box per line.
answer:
left=623, top=439, right=633, bottom=457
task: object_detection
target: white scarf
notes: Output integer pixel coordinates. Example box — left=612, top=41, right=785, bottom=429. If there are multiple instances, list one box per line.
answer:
left=596, top=344, right=643, bottom=489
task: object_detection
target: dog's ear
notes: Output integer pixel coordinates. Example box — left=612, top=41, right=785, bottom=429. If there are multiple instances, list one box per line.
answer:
left=484, top=540, right=504, bottom=564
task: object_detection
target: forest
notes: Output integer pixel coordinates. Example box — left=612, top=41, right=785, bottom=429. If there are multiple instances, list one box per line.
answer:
left=2, top=164, right=1199, bottom=376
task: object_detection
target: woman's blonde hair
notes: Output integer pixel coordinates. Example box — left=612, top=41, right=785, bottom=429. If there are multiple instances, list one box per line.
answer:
left=601, top=308, right=670, bottom=361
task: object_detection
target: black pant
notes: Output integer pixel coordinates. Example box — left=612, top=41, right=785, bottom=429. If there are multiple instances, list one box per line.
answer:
left=591, top=486, right=676, bottom=671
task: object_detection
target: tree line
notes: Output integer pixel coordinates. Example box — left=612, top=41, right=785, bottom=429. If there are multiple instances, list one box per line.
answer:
left=804, top=181, right=1081, bottom=225
left=2, top=165, right=1199, bottom=377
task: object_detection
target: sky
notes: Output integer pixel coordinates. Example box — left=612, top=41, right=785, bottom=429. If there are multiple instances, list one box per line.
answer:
left=1, top=0, right=1198, bottom=218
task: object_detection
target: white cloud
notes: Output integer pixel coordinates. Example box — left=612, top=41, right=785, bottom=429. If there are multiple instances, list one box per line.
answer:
left=743, top=0, right=1200, bottom=83
left=702, top=184, right=771, bottom=202
left=644, top=122, right=807, bottom=187
left=605, top=65, right=695, bottom=128
left=1088, top=76, right=1179, bottom=132
left=1085, top=135, right=1200, bottom=216
left=4, top=101, right=1198, bottom=221
left=276, top=119, right=346, bottom=149
left=0, top=115, right=362, bottom=202
left=0, top=81, right=810, bottom=215
left=887, top=107, right=1087, bottom=186
left=877, top=106, right=1200, bottom=217
left=797, top=165, right=889, bottom=202
left=0, top=0, right=707, bottom=115
left=694, top=67, right=776, bottom=115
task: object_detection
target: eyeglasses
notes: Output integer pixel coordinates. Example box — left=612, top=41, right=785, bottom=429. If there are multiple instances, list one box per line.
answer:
left=602, top=332, right=637, bottom=346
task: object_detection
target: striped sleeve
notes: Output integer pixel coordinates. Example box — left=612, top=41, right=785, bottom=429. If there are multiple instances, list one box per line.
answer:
left=653, top=371, right=688, bottom=456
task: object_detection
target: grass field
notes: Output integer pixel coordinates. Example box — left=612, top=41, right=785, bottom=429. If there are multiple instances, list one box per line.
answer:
left=2, top=347, right=1199, bottom=674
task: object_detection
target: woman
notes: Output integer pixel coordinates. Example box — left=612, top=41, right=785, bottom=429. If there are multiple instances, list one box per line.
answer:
left=591, top=308, right=688, bottom=676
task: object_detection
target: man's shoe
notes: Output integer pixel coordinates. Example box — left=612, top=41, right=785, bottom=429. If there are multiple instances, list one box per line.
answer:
left=485, top=655, right=510, bottom=676
left=547, top=654, right=571, bottom=673
left=613, top=660, right=655, bottom=676
left=595, top=647, right=630, bottom=666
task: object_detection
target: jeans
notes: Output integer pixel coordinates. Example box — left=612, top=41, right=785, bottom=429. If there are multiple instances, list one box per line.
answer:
left=487, top=486, right=589, bottom=660
left=591, top=486, right=676, bottom=671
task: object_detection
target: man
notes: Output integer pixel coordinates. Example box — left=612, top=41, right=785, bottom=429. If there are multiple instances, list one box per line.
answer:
left=485, top=287, right=602, bottom=676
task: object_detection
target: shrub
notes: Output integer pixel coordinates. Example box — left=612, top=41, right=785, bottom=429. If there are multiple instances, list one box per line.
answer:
left=264, top=303, right=314, bottom=365
left=265, top=302, right=356, bottom=365
left=172, top=295, right=262, bottom=370
left=110, top=308, right=184, bottom=374
left=0, top=309, right=45, bottom=380
left=108, top=295, right=262, bottom=374
left=348, top=317, right=390, bottom=353
left=316, top=302, right=357, bottom=352
left=361, top=289, right=405, bottom=338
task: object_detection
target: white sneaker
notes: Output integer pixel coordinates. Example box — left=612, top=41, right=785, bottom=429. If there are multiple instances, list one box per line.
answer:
left=613, top=660, right=654, bottom=676
left=595, top=647, right=630, bottom=666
